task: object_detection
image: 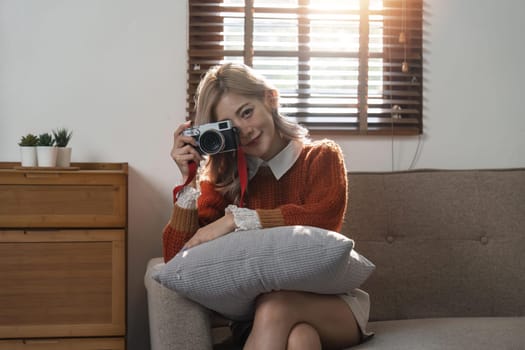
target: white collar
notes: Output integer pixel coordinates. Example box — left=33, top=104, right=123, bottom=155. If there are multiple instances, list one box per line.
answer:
left=246, top=140, right=303, bottom=180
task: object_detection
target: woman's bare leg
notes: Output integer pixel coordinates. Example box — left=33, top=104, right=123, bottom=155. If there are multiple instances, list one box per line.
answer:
left=287, top=323, right=322, bottom=350
left=243, top=290, right=361, bottom=350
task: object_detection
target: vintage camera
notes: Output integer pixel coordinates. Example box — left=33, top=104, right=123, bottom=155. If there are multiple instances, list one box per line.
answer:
left=183, top=120, right=239, bottom=155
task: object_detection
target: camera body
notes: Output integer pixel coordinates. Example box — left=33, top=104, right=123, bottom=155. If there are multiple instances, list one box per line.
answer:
left=183, top=120, right=239, bottom=155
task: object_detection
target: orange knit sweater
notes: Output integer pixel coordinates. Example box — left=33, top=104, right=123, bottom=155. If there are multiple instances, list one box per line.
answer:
left=162, top=139, right=348, bottom=262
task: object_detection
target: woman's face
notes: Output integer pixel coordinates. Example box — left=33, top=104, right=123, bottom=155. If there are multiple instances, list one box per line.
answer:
left=214, top=91, right=286, bottom=161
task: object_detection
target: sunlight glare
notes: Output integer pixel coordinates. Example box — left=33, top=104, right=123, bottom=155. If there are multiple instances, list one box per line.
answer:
left=309, top=0, right=383, bottom=11
left=223, top=0, right=386, bottom=101
left=309, top=0, right=359, bottom=10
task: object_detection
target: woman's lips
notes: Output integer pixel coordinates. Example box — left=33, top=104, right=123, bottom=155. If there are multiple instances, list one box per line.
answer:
left=243, top=134, right=261, bottom=148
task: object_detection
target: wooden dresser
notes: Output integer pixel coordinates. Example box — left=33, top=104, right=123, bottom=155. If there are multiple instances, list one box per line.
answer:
left=0, top=162, right=127, bottom=350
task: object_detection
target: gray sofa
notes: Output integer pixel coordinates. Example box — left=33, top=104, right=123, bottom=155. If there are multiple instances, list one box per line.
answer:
left=145, top=168, right=525, bottom=350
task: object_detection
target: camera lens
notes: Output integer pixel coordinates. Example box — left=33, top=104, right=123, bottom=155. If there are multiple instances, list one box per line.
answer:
left=199, top=130, right=225, bottom=155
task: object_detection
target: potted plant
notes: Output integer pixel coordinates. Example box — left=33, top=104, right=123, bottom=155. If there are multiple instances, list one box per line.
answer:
left=53, top=128, right=73, bottom=167
left=18, top=133, right=39, bottom=167
left=36, top=132, right=57, bottom=167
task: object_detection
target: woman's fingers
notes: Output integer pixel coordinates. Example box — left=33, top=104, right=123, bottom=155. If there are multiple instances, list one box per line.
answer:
left=172, top=121, right=194, bottom=149
left=182, top=214, right=235, bottom=251
left=172, top=143, right=200, bottom=162
left=171, top=121, right=203, bottom=175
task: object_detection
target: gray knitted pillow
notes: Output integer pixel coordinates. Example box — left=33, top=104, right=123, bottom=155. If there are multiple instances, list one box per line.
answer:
left=153, top=225, right=375, bottom=321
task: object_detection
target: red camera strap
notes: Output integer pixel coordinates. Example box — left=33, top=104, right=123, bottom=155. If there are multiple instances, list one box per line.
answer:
left=172, top=147, right=248, bottom=208
left=236, top=146, right=247, bottom=207
left=172, top=160, right=198, bottom=203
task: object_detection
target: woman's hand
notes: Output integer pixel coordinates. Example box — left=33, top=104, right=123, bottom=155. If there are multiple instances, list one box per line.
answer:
left=171, top=120, right=203, bottom=181
left=183, top=213, right=236, bottom=250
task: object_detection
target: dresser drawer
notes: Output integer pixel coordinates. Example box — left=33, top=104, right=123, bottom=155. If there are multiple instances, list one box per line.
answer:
left=0, top=337, right=125, bottom=350
left=0, top=170, right=126, bottom=228
left=0, top=230, right=125, bottom=339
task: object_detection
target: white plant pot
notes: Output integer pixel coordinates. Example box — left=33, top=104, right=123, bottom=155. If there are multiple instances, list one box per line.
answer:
left=20, top=147, right=37, bottom=167
left=37, top=146, right=58, bottom=167
left=56, top=147, right=72, bottom=167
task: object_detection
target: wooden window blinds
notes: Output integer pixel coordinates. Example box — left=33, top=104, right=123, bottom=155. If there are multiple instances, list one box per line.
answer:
left=187, top=0, right=423, bottom=135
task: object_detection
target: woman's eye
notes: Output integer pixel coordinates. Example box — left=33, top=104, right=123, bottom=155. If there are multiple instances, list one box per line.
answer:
left=241, top=108, right=253, bottom=119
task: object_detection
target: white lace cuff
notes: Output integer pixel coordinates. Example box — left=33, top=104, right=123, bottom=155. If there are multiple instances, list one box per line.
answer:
left=176, top=186, right=200, bottom=209
left=225, top=205, right=262, bottom=231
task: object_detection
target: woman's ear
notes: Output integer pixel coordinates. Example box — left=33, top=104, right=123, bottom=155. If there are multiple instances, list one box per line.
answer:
left=264, top=89, right=279, bottom=109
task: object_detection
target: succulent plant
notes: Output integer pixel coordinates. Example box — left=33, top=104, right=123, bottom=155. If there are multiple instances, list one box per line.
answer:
left=37, top=133, right=55, bottom=147
left=52, top=128, right=73, bottom=147
left=18, top=133, right=39, bottom=147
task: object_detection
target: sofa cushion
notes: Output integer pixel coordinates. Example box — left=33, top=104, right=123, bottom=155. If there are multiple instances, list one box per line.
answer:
left=153, top=225, right=375, bottom=320
left=352, top=317, right=525, bottom=350
left=343, top=169, right=525, bottom=321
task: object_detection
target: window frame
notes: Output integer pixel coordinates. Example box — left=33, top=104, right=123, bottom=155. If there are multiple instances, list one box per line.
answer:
left=187, top=0, right=423, bottom=135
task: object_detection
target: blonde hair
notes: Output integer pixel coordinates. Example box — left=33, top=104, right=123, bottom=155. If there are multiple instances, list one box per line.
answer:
left=194, top=62, right=309, bottom=204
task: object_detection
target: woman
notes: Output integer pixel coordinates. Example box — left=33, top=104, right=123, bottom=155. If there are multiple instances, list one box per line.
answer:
left=165, top=62, right=370, bottom=349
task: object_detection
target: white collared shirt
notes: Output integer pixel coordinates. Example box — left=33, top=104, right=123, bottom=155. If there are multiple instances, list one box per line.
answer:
left=247, top=139, right=303, bottom=180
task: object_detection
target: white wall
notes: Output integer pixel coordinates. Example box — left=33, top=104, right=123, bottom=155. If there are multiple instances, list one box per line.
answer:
left=0, top=0, right=524, bottom=349
left=0, top=1, right=186, bottom=349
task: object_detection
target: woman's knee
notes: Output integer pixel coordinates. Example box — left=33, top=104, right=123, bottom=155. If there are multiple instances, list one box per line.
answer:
left=287, top=323, right=321, bottom=350
left=254, top=291, right=296, bottom=324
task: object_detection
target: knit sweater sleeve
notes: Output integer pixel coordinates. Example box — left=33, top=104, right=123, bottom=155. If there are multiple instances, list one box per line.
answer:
left=162, top=180, right=228, bottom=262
left=197, top=181, right=228, bottom=226
left=256, top=140, right=348, bottom=232
left=162, top=205, right=199, bottom=262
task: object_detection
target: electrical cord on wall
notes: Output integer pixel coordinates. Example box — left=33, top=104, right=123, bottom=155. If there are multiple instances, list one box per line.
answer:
left=408, top=133, right=422, bottom=170
left=391, top=129, right=423, bottom=172
left=390, top=115, right=394, bottom=172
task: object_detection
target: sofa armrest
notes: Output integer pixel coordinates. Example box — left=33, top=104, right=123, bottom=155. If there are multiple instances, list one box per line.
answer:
left=145, top=257, right=214, bottom=350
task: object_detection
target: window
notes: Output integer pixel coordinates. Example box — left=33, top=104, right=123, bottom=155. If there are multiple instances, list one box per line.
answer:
left=187, top=0, right=423, bottom=135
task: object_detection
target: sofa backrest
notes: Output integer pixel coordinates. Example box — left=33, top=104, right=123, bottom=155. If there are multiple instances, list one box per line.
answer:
left=341, top=168, right=525, bottom=321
